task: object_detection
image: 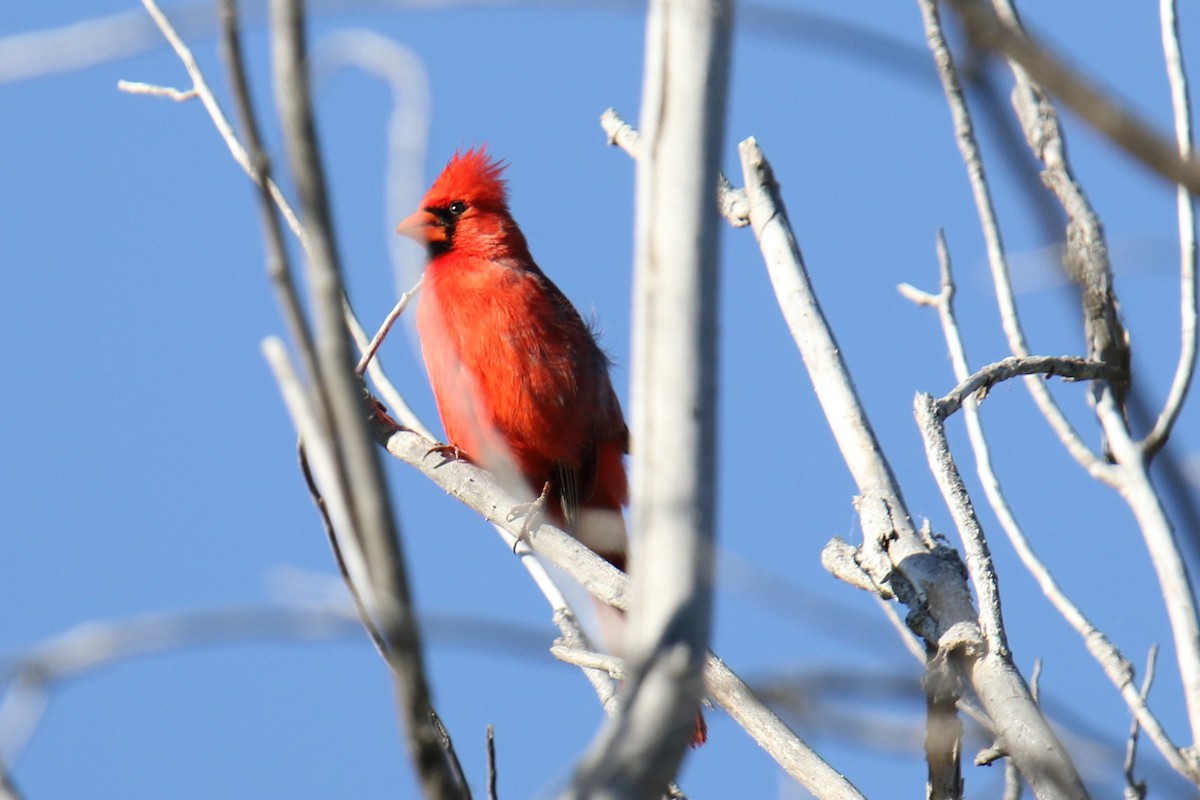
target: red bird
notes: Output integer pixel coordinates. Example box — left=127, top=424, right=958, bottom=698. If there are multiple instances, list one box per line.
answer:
left=397, top=149, right=706, bottom=747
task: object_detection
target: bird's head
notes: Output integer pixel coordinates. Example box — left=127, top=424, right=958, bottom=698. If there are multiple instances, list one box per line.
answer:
left=397, top=148, right=528, bottom=260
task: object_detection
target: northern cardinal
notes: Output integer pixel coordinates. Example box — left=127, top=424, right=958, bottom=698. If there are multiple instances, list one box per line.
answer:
left=397, top=148, right=706, bottom=747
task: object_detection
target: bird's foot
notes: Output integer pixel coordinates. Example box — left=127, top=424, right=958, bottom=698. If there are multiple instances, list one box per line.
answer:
left=364, top=392, right=409, bottom=435
left=508, top=481, right=552, bottom=552
left=424, top=443, right=464, bottom=466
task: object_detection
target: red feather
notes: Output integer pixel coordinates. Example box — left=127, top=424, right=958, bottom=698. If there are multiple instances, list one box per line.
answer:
left=398, top=149, right=706, bottom=747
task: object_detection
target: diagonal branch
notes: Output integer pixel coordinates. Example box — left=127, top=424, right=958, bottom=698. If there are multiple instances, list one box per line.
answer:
left=902, top=234, right=1200, bottom=783
left=943, top=0, right=1200, bottom=193
left=372, top=422, right=866, bottom=799
left=917, top=0, right=1110, bottom=479
left=268, top=1, right=465, bottom=797
left=736, top=134, right=1089, bottom=797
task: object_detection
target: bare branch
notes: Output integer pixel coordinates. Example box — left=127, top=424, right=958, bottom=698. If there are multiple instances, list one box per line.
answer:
left=116, top=79, right=195, bottom=100
left=1145, top=0, right=1199, bottom=457
left=217, top=0, right=321, bottom=394
left=737, top=136, right=977, bottom=644
left=935, top=356, right=1122, bottom=419
left=1124, top=646, right=1159, bottom=800
left=486, top=726, right=498, bottom=800
left=570, top=3, right=731, bottom=794
left=916, top=0, right=1110, bottom=478
left=987, top=0, right=1131, bottom=462
left=735, top=131, right=1089, bottom=795
left=268, top=1, right=465, bottom=797
left=924, top=650, right=964, bottom=800
left=944, top=0, right=1200, bottom=194
left=131, top=0, right=305, bottom=244
left=905, top=233, right=1199, bottom=781
left=975, top=0, right=1200, bottom=746
left=342, top=295, right=437, bottom=440
left=0, top=599, right=361, bottom=763
left=356, top=277, right=422, bottom=375
left=372, top=424, right=865, bottom=798
left=914, top=394, right=1009, bottom=656
left=600, top=107, right=749, bottom=227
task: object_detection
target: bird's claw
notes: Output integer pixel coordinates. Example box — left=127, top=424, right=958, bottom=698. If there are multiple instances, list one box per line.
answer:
left=508, top=481, right=552, bottom=552
left=363, top=393, right=413, bottom=435
left=424, top=443, right=463, bottom=465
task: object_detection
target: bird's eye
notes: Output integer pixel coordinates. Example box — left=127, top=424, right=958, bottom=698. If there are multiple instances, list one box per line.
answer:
left=448, top=201, right=468, bottom=216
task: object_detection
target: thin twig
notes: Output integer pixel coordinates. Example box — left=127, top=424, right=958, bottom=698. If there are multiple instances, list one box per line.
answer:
left=355, top=276, right=422, bottom=375
left=133, top=0, right=305, bottom=244
left=600, top=107, right=748, bottom=227
left=905, top=232, right=1198, bottom=781
left=1123, top=646, right=1159, bottom=800
left=269, top=1, right=465, bottom=797
left=988, top=0, right=1130, bottom=463
left=297, top=437, right=391, bottom=661
left=1145, top=0, right=1199, bottom=458
left=217, top=0, right=321, bottom=401
left=914, top=394, right=1009, bottom=656
left=116, top=79, right=196, bottom=100
left=343, top=294, right=437, bottom=440
left=139, top=0, right=431, bottom=442
left=550, top=645, right=625, bottom=679
left=916, top=0, right=1110, bottom=479
left=944, top=0, right=1200, bottom=194
left=486, top=726, right=498, bottom=800
left=935, top=355, right=1121, bottom=418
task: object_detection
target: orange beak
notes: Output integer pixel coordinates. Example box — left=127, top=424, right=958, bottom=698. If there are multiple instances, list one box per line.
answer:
left=395, top=209, right=448, bottom=244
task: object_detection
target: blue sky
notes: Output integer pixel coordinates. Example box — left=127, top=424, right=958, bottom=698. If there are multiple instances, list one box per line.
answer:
left=3, top=2, right=1199, bottom=797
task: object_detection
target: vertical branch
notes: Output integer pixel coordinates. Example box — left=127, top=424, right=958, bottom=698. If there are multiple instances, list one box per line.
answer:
left=915, top=396, right=1088, bottom=799
left=980, top=0, right=1200, bottom=747
left=268, top=2, right=465, bottom=798
left=737, top=136, right=1086, bottom=795
left=568, top=0, right=731, bottom=796
left=1145, top=0, right=1198, bottom=457
left=916, top=0, right=1109, bottom=477
left=924, top=650, right=964, bottom=800
left=900, top=235, right=1198, bottom=781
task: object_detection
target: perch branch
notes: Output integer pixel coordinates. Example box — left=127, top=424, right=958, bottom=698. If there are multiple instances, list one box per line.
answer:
left=372, top=423, right=865, bottom=799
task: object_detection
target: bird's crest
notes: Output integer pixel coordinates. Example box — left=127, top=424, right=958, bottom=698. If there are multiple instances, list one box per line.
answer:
left=426, top=147, right=509, bottom=210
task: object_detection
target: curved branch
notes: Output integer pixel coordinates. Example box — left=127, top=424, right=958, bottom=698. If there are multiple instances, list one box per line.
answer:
left=917, top=0, right=1110, bottom=479
left=935, top=356, right=1122, bottom=418
left=904, top=234, right=1200, bottom=782
left=1144, top=0, right=1199, bottom=457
